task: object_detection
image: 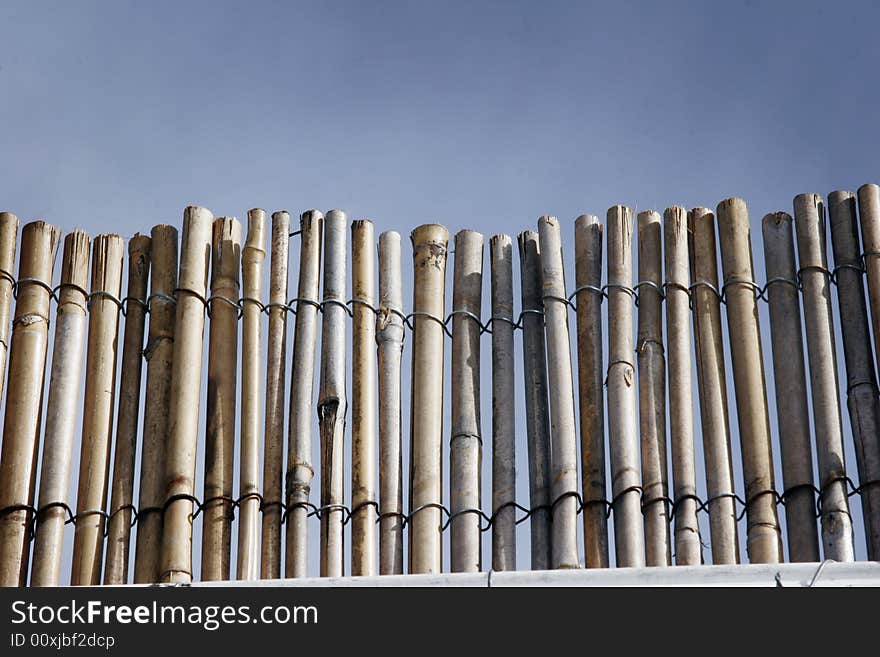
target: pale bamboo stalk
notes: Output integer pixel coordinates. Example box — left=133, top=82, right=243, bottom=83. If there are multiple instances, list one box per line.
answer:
left=285, top=210, right=323, bottom=578
left=201, top=217, right=241, bottom=581
left=717, top=197, right=782, bottom=564
left=377, top=231, right=404, bottom=575
left=637, top=210, right=671, bottom=567
left=517, top=231, right=552, bottom=570
left=0, top=213, right=19, bottom=405
left=261, top=211, right=289, bottom=579
left=104, top=233, right=151, bottom=584
left=30, top=231, right=90, bottom=586
left=158, top=206, right=213, bottom=584
left=351, top=219, right=376, bottom=576
left=238, top=208, right=266, bottom=581
left=71, top=233, right=125, bottom=585
left=827, top=190, right=880, bottom=559
left=0, top=221, right=60, bottom=586
left=409, top=223, right=449, bottom=574
left=856, top=184, right=880, bottom=385
left=490, top=234, right=516, bottom=571
left=538, top=215, right=579, bottom=569
left=606, top=206, right=645, bottom=568
left=663, top=207, right=701, bottom=565
left=688, top=207, right=739, bottom=565
left=134, top=224, right=178, bottom=583
left=761, top=211, right=819, bottom=562
left=318, top=209, right=348, bottom=577
left=450, top=229, right=483, bottom=573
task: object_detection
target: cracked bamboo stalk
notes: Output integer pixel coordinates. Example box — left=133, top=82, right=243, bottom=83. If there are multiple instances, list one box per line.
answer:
left=238, top=208, right=266, bottom=581
left=0, top=220, right=60, bottom=586
left=201, top=217, right=241, bottom=581
left=318, top=209, right=347, bottom=577
left=261, top=211, right=289, bottom=579
left=158, top=205, right=213, bottom=584
left=104, top=233, right=151, bottom=584
left=351, top=219, right=376, bottom=576
left=133, top=224, right=178, bottom=583
left=538, top=215, right=579, bottom=569
left=30, top=231, right=90, bottom=586
left=71, top=233, right=125, bottom=585
left=377, top=230, right=404, bottom=575
left=663, top=207, right=701, bottom=566
left=517, top=231, right=552, bottom=570
left=0, top=213, right=19, bottom=405
left=828, top=190, right=880, bottom=559
left=450, top=229, right=483, bottom=573
left=285, top=210, right=323, bottom=578
left=717, top=197, right=782, bottom=564
left=606, top=205, right=644, bottom=568
left=490, top=234, right=516, bottom=571
left=857, top=184, right=880, bottom=384
left=574, top=214, right=608, bottom=568
left=761, top=211, right=819, bottom=562
left=637, top=210, right=671, bottom=567
left=409, top=223, right=449, bottom=574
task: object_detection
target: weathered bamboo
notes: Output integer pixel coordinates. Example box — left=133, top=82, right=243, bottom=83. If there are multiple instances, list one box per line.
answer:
left=238, top=208, right=266, bottom=581
left=637, top=210, right=671, bottom=567
left=688, top=207, right=739, bottom=565
left=828, top=190, right=880, bottom=559
left=201, top=217, right=241, bottom=581
left=351, top=219, right=377, bottom=576
left=606, top=205, right=645, bottom=568
left=663, top=207, right=701, bottom=566
left=538, top=215, right=579, bottom=569
left=104, top=233, right=151, bottom=584
left=0, top=221, right=60, bottom=586
left=261, top=211, right=289, bottom=579
left=409, top=223, right=449, bottom=574
left=517, top=231, right=552, bottom=570
left=133, top=224, right=178, bottom=583
left=857, top=184, right=880, bottom=384
left=30, top=231, right=90, bottom=586
left=0, top=213, right=19, bottom=405
left=158, top=206, right=213, bottom=584
left=71, top=234, right=124, bottom=585
left=573, top=215, right=608, bottom=569
left=716, top=197, right=782, bottom=564
left=761, top=211, right=819, bottom=562
left=318, top=209, right=348, bottom=577
left=450, top=229, right=483, bottom=573
left=490, top=234, right=516, bottom=571
left=285, top=210, right=323, bottom=578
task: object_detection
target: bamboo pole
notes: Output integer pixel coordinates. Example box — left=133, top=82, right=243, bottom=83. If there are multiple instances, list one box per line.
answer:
left=409, top=223, right=449, bottom=574
left=71, top=233, right=124, bottom=585
left=377, top=230, right=404, bottom=575
left=285, top=210, right=323, bottom=578
left=827, top=190, right=880, bottom=559
left=104, top=233, right=151, bottom=584
left=0, top=221, right=60, bottom=586
left=0, top=213, right=19, bottom=404
left=238, top=208, right=266, bottom=581
left=637, top=210, right=671, bottom=567
left=30, top=231, right=90, bottom=586
left=688, top=207, right=739, bottom=565
left=857, top=184, right=880, bottom=384
left=490, top=234, right=516, bottom=571
left=761, top=211, right=819, bottom=562
left=351, top=219, right=376, bottom=576
left=318, top=209, right=347, bottom=577
left=716, top=197, right=782, bottom=564
left=158, top=205, right=213, bottom=584
left=450, top=229, right=483, bottom=573
left=606, top=205, right=644, bottom=568
left=133, top=224, right=178, bottom=583
left=517, top=231, right=552, bottom=570
left=663, top=207, right=701, bottom=565
left=574, top=215, right=608, bottom=568
left=261, top=211, right=289, bottom=579
left=201, top=217, right=241, bottom=581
